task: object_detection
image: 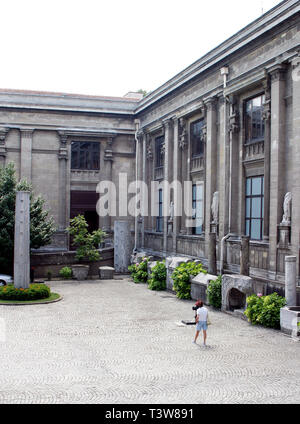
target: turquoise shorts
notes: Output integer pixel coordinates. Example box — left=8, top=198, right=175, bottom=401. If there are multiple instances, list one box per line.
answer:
left=196, top=321, right=208, bottom=331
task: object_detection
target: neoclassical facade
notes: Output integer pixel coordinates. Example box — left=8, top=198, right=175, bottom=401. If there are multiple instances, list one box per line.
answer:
left=0, top=0, right=299, bottom=290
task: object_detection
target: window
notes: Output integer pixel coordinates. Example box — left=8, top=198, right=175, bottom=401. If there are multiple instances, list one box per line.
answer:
left=192, top=183, right=204, bottom=235
left=191, top=119, right=205, bottom=157
left=156, top=189, right=163, bottom=232
left=245, top=95, right=265, bottom=143
left=155, top=136, right=164, bottom=168
left=245, top=176, right=264, bottom=240
left=71, top=141, right=100, bottom=170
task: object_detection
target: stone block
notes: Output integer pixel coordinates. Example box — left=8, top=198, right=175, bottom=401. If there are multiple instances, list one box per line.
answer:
left=222, top=274, right=254, bottom=312
left=166, top=257, right=192, bottom=291
left=190, top=273, right=218, bottom=304
left=147, top=261, right=157, bottom=278
left=99, top=266, right=115, bottom=280
left=280, top=306, right=300, bottom=338
left=114, top=221, right=133, bottom=273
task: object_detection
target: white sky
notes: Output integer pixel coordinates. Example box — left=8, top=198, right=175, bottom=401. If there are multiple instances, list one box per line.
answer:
left=0, top=0, right=283, bottom=97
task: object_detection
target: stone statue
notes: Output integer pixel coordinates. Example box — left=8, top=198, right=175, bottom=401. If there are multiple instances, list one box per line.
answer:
left=211, top=192, right=219, bottom=224
left=282, top=192, right=292, bottom=224
left=169, top=201, right=174, bottom=222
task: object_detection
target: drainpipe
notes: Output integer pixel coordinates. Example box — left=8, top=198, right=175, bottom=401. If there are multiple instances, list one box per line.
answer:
left=219, top=66, right=234, bottom=275
left=133, top=119, right=140, bottom=252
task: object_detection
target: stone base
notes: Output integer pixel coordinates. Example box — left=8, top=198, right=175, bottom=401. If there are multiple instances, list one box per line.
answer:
left=99, top=266, right=115, bottom=280
left=190, top=272, right=218, bottom=304
left=71, top=265, right=89, bottom=281
left=280, top=306, right=300, bottom=337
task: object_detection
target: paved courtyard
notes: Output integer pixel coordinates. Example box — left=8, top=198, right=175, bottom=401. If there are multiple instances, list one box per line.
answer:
left=0, top=277, right=299, bottom=404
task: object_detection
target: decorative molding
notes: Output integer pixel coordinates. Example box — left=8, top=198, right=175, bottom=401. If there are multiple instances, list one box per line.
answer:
left=146, top=134, right=153, bottom=160
left=179, top=117, right=187, bottom=150
left=20, top=129, right=34, bottom=138
left=269, top=63, right=287, bottom=82
left=228, top=95, right=239, bottom=134
left=104, top=136, right=114, bottom=161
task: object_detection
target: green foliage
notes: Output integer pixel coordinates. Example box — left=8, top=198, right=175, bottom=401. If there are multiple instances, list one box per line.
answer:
left=67, top=215, right=105, bottom=262
left=148, top=261, right=166, bottom=291
left=0, top=284, right=51, bottom=301
left=128, top=258, right=149, bottom=284
left=59, top=267, right=72, bottom=280
left=172, top=262, right=207, bottom=300
left=0, top=163, right=56, bottom=274
left=206, top=276, right=222, bottom=309
left=244, top=292, right=286, bottom=329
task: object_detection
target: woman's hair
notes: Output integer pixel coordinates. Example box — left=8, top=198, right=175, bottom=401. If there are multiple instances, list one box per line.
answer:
left=196, top=300, right=203, bottom=308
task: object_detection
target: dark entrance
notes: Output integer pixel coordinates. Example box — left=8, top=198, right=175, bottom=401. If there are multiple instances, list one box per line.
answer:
left=70, top=190, right=99, bottom=250
left=228, top=288, right=246, bottom=311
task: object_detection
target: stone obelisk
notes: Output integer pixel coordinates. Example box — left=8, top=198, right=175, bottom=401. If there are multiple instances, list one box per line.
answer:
left=14, top=191, right=30, bottom=289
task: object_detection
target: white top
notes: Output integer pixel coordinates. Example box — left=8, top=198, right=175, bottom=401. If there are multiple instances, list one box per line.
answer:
left=197, top=306, right=208, bottom=322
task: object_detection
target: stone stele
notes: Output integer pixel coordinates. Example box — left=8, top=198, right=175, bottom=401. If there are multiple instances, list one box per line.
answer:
left=114, top=221, right=133, bottom=273
left=14, top=191, right=30, bottom=289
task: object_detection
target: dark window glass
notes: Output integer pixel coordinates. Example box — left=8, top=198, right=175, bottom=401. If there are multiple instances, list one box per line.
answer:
left=71, top=141, right=100, bottom=170
left=155, top=136, right=164, bottom=168
left=156, top=189, right=163, bottom=232
left=191, top=120, right=205, bottom=157
left=245, top=95, right=265, bottom=143
left=192, top=183, right=204, bottom=235
left=245, top=176, right=264, bottom=240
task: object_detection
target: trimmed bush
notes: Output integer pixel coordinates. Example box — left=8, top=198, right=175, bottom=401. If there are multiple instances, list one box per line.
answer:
left=148, top=261, right=166, bottom=291
left=244, top=292, right=286, bottom=329
left=0, top=284, right=51, bottom=301
left=172, top=262, right=206, bottom=300
left=128, top=258, right=149, bottom=284
left=59, top=266, right=72, bottom=280
left=206, top=276, right=222, bottom=309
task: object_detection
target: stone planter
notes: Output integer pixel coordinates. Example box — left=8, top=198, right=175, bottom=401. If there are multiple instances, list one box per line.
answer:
left=280, top=306, right=300, bottom=338
left=71, top=265, right=89, bottom=280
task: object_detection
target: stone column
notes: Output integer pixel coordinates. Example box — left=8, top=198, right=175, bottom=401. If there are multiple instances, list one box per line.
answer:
left=208, top=233, right=217, bottom=275
left=20, top=129, right=34, bottom=182
left=285, top=256, right=297, bottom=307
left=268, top=64, right=287, bottom=277
left=14, top=191, right=30, bottom=289
left=58, top=132, right=69, bottom=231
left=291, top=56, right=300, bottom=281
left=240, top=235, right=250, bottom=276
left=135, top=132, right=143, bottom=249
left=218, top=95, right=229, bottom=241
left=141, top=132, right=147, bottom=248
left=263, top=76, right=271, bottom=241
left=0, top=128, right=9, bottom=167
left=179, top=118, right=187, bottom=234
left=204, top=97, right=217, bottom=255
left=103, top=137, right=114, bottom=234
left=172, top=116, right=180, bottom=254
left=163, top=120, right=170, bottom=253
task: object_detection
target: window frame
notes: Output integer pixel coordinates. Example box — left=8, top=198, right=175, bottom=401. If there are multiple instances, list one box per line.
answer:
left=244, top=94, right=265, bottom=145
left=155, top=136, right=164, bottom=169
left=190, top=119, right=205, bottom=158
left=245, top=175, right=264, bottom=241
left=156, top=188, right=163, bottom=233
left=71, top=141, right=100, bottom=171
left=192, top=182, right=204, bottom=235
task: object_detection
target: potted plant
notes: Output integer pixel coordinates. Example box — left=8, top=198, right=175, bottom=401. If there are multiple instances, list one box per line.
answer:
left=67, top=215, right=105, bottom=280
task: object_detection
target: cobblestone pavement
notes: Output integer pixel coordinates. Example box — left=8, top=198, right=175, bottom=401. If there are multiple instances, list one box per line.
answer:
left=0, top=278, right=299, bottom=404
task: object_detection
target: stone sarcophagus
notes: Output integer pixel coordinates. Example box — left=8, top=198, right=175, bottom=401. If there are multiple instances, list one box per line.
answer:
left=222, top=274, right=254, bottom=312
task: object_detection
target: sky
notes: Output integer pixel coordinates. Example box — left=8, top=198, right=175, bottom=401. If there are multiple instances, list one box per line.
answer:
left=0, top=0, right=283, bottom=97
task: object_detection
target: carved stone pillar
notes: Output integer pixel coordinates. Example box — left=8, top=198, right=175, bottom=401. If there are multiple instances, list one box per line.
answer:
left=262, top=75, right=271, bottom=241
left=141, top=132, right=147, bottom=248
left=0, top=128, right=9, bottom=166
left=58, top=132, right=69, bottom=232
left=102, top=137, right=114, bottom=235
left=290, top=55, right=300, bottom=280
left=146, top=133, right=153, bottom=234
left=20, top=129, right=34, bottom=182
left=172, top=116, right=180, bottom=254
left=218, top=95, right=229, bottom=241
left=179, top=118, right=187, bottom=234
left=268, top=63, right=287, bottom=277
left=162, top=120, right=170, bottom=253
left=204, top=97, right=217, bottom=256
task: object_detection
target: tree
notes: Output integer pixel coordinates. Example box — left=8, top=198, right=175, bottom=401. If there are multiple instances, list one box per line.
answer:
left=137, top=89, right=149, bottom=98
left=0, top=163, right=56, bottom=274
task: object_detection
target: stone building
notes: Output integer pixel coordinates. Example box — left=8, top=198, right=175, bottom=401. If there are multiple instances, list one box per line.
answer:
left=0, top=0, right=299, bottom=293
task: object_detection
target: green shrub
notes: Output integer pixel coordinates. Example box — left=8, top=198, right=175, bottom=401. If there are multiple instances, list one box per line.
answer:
left=59, top=267, right=72, bottom=280
left=206, top=276, right=222, bottom=309
left=172, top=262, right=207, bottom=300
left=128, top=258, right=149, bottom=284
left=0, top=284, right=51, bottom=301
left=148, top=261, right=166, bottom=291
left=244, top=292, right=286, bottom=329
left=46, top=270, right=52, bottom=281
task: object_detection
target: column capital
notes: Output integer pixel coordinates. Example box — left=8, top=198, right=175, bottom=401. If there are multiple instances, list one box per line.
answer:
left=58, top=131, right=68, bottom=145
left=204, top=96, right=217, bottom=111
left=20, top=128, right=34, bottom=138
left=161, top=118, right=172, bottom=130
left=0, top=127, right=9, bottom=145
left=269, top=63, right=287, bottom=82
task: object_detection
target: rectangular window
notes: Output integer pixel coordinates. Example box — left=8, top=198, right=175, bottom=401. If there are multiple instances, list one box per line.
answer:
left=191, top=119, right=205, bottom=157
left=71, top=141, right=100, bottom=170
left=245, top=176, right=264, bottom=240
left=245, top=94, right=265, bottom=144
left=192, top=183, right=204, bottom=235
left=156, top=189, right=163, bottom=232
left=155, top=136, right=164, bottom=168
